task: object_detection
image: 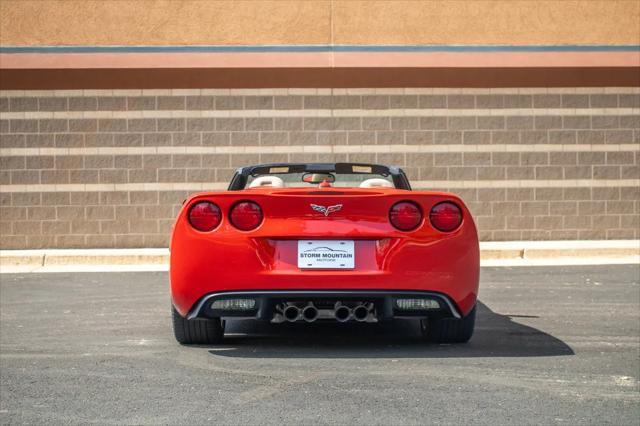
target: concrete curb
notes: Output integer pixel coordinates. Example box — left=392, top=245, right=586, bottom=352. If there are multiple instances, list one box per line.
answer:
left=0, top=248, right=169, bottom=267
left=481, top=240, right=640, bottom=260
left=1, top=241, right=638, bottom=273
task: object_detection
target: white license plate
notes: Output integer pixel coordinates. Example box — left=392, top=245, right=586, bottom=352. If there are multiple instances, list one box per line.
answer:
left=297, top=240, right=355, bottom=269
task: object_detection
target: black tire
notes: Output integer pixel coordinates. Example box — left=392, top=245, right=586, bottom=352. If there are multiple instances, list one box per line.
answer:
left=421, top=305, right=476, bottom=343
left=172, top=306, right=224, bottom=345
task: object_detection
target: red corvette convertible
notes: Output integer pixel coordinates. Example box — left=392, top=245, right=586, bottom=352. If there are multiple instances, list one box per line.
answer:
left=170, top=163, right=479, bottom=344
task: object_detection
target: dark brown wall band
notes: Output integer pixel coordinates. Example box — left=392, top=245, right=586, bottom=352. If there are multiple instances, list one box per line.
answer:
left=2, top=67, right=639, bottom=89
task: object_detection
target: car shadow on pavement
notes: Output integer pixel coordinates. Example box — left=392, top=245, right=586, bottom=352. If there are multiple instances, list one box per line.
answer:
left=207, top=301, right=574, bottom=358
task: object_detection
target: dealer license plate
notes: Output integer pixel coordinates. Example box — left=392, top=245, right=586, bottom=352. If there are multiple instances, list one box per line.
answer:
left=297, top=240, right=355, bottom=269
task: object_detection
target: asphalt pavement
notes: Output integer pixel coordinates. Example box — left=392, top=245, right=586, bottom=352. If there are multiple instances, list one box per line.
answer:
left=1, top=265, right=639, bottom=425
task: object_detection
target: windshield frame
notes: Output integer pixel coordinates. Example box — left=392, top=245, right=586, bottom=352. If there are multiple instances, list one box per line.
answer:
left=228, top=163, right=412, bottom=191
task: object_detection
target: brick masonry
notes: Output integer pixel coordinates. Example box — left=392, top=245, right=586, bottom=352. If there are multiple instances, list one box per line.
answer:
left=0, top=88, right=638, bottom=249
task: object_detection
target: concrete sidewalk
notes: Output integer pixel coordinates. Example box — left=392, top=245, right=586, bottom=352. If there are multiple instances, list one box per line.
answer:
left=0, top=240, right=638, bottom=273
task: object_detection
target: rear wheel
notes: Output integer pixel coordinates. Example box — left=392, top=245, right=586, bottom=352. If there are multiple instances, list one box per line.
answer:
left=172, top=306, right=224, bottom=345
left=421, top=305, right=476, bottom=343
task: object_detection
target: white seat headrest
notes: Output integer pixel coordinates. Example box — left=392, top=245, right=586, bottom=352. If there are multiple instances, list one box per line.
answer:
left=248, top=176, right=285, bottom=188
left=359, top=178, right=394, bottom=188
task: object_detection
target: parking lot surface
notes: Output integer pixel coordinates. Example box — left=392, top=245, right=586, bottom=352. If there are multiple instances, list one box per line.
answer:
left=1, top=265, right=639, bottom=425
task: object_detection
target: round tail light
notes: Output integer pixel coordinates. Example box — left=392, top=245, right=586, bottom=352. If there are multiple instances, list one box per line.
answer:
left=188, top=201, right=221, bottom=232
left=230, top=201, right=263, bottom=231
left=430, top=202, right=463, bottom=232
left=389, top=201, right=423, bottom=231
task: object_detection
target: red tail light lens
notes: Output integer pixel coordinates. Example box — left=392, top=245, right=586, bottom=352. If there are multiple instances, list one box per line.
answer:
left=230, top=201, right=263, bottom=231
left=188, top=201, right=221, bottom=232
left=389, top=201, right=423, bottom=231
left=430, top=202, right=463, bottom=232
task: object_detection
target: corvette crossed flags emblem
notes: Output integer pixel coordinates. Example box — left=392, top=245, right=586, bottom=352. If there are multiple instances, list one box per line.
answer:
left=310, top=204, right=343, bottom=216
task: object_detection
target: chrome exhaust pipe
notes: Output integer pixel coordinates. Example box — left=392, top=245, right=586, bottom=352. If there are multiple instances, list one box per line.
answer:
left=283, top=305, right=300, bottom=322
left=334, top=304, right=351, bottom=322
left=352, top=304, right=369, bottom=322
left=301, top=305, right=319, bottom=322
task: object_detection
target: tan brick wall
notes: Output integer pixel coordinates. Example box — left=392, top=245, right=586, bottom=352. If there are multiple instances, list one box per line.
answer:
left=1, top=88, right=639, bottom=248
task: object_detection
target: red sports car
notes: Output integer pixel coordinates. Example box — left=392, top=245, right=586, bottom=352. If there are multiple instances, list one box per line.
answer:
left=170, top=163, right=479, bottom=344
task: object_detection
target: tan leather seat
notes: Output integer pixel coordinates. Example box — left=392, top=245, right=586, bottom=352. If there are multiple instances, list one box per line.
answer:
left=359, top=178, right=394, bottom=188
left=248, top=176, right=285, bottom=188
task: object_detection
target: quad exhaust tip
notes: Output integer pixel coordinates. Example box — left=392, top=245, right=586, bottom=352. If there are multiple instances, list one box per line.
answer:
left=283, top=305, right=300, bottom=322
left=283, top=304, right=320, bottom=323
left=302, top=305, right=319, bottom=322
left=352, top=305, right=369, bottom=322
left=334, top=305, right=351, bottom=322
left=276, top=302, right=375, bottom=323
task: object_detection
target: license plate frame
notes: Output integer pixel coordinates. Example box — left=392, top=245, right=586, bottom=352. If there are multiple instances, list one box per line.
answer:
left=297, top=240, right=355, bottom=269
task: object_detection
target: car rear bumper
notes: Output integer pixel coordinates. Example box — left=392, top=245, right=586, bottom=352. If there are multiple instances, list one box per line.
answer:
left=185, top=290, right=463, bottom=321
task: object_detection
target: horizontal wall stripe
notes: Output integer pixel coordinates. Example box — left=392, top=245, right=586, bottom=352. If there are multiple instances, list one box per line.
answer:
left=3, top=68, right=639, bottom=91
left=2, top=94, right=639, bottom=113
left=3, top=52, right=638, bottom=71
left=3, top=45, right=639, bottom=54
left=412, top=179, right=640, bottom=189
left=0, top=182, right=223, bottom=192
left=1, top=179, right=637, bottom=193
left=2, top=144, right=638, bottom=157
left=2, top=88, right=639, bottom=97
left=1, top=108, right=638, bottom=120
